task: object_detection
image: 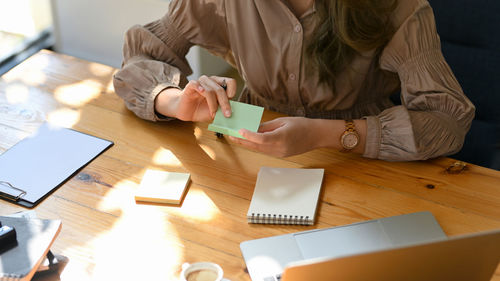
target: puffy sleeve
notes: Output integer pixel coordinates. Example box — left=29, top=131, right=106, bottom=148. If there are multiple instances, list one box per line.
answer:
left=113, top=0, right=229, bottom=121
left=363, top=0, right=475, bottom=161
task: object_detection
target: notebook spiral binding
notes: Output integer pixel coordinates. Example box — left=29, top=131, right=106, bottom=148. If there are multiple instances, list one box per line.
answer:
left=247, top=213, right=313, bottom=225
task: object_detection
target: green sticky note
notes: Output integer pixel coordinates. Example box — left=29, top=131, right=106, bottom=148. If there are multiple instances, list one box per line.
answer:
left=208, top=101, right=264, bottom=139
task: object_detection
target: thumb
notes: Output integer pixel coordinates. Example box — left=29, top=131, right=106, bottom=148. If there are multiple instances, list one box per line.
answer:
left=239, top=128, right=277, bottom=144
left=258, top=119, right=285, bottom=133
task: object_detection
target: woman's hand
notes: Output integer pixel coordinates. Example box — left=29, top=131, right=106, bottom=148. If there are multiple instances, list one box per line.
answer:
left=228, top=117, right=323, bottom=157
left=155, top=75, right=237, bottom=122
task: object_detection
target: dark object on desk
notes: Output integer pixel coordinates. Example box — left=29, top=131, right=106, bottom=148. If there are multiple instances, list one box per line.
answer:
left=0, top=122, right=114, bottom=208
left=390, top=0, right=500, bottom=169
left=0, top=216, right=62, bottom=281
left=0, top=223, right=17, bottom=251
left=215, top=81, right=228, bottom=139
left=32, top=251, right=69, bottom=281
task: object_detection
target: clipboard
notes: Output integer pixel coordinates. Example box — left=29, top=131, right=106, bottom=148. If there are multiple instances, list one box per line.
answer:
left=0, top=123, right=113, bottom=208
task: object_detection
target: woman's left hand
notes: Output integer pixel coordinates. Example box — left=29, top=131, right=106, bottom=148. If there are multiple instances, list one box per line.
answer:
left=228, top=117, right=321, bottom=157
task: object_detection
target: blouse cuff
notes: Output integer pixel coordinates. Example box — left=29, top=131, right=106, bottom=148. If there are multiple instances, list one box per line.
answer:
left=363, top=116, right=381, bottom=159
left=151, top=83, right=180, bottom=121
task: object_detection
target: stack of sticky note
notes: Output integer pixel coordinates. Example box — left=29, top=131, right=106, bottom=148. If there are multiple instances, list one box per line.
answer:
left=208, top=100, right=264, bottom=139
left=135, top=169, right=191, bottom=205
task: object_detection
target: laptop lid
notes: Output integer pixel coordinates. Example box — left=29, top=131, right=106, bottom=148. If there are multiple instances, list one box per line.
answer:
left=282, top=229, right=500, bottom=281
left=241, top=212, right=446, bottom=281
left=293, top=211, right=446, bottom=260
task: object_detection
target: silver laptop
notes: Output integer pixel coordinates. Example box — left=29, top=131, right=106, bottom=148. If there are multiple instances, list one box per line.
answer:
left=240, top=212, right=447, bottom=281
left=279, top=228, right=500, bottom=281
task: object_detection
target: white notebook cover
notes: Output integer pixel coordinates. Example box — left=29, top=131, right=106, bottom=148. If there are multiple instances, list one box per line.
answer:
left=247, top=167, right=324, bottom=225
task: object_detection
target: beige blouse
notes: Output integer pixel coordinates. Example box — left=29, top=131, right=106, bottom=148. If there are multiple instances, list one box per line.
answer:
left=113, top=0, right=475, bottom=161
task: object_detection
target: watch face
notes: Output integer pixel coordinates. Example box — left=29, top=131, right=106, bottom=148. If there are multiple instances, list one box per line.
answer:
left=342, top=132, right=359, bottom=149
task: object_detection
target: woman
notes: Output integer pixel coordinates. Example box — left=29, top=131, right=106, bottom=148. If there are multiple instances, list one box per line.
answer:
left=113, top=0, right=475, bottom=161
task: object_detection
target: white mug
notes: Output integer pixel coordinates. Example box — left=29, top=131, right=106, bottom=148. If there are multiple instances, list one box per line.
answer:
left=180, top=262, right=224, bottom=281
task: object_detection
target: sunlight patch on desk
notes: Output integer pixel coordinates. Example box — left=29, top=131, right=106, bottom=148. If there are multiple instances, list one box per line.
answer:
left=29, top=52, right=50, bottom=70
left=194, top=126, right=204, bottom=139
left=22, top=69, right=47, bottom=86
left=106, top=78, right=114, bottom=93
left=5, top=69, right=47, bottom=87
left=171, top=188, right=221, bottom=222
left=247, top=255, right=283, bottom=280
left=59, top=260, right=94, bottom=281
left=1, top=53, right=49, bottom=83
left=90, top=208, right=184, bottom=280
left=99, top=177, right=219, bottom=223
left=153, top=147, right=183, bottom=167
left=89, top=62, right=114, bottom=77
left=47, top=108, right=80, bottom=127
left=54, top=80, right=100, bottom=107
left=5, top=83, right=29, bottom=104
left=97, top=178, right=138, bottom=211
left=198, top=144, right=217, bottom=160
left=92, top=178, right=186, bottom=280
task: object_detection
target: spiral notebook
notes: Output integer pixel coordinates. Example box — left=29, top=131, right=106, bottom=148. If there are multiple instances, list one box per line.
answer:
left=247, top=167, right=324, bottom=225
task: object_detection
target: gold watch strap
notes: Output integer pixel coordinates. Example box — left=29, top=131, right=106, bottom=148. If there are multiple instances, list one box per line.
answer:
left=345, top=120, right=356, bottom=133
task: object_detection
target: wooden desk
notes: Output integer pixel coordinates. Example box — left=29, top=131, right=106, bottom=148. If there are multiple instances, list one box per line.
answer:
left=1, top=50, right=499, bottom=280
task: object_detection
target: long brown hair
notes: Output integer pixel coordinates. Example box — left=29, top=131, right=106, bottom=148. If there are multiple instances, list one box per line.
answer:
left=306, top=0, right=397, bottom=89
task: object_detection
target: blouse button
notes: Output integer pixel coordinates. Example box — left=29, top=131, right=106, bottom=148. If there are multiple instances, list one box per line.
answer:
left=294, top=24, right=302, bottom=33
left=289, top=73, right=296, bottom=81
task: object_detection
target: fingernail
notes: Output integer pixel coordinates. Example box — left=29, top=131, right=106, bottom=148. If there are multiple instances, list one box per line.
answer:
left=198, top=86, right=205, bottom=92
left=224, top=110, right=231, bottom=117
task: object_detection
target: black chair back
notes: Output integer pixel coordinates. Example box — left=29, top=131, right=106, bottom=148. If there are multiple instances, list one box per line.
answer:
left=429, top=0, right=499, bottom=169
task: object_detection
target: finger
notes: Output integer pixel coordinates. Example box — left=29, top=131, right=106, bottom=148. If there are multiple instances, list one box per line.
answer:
left=199, top=75, right=232, bottom=117
left=210, top=76, right=237, bottom=99
left=197, top=77, right=220, bottom=118
left=185, top=80, right=205, bottom=95
left=229, top=135, right=276, bottom=155
left=228, top=135, right=263, bottom=151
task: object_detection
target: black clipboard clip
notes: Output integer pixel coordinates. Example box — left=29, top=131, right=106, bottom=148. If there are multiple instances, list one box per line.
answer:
left=0, top=181, right=27, bottom=202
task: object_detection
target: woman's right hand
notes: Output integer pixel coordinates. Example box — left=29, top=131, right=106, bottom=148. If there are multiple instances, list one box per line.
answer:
left=154, top=75, right=237, bottom=122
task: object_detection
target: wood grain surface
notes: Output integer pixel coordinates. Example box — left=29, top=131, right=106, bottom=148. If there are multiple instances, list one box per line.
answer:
left=0, top=50, right=499, bottom=281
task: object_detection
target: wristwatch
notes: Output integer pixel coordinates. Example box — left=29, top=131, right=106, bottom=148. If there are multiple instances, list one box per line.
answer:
left=340, top=120, right=359, bottom=152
